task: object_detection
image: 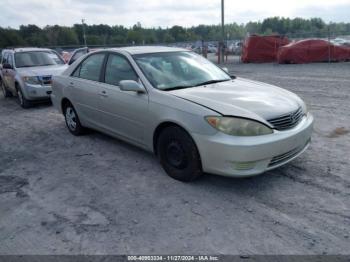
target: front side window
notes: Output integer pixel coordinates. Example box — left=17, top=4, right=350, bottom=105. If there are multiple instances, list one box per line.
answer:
left=74, top=53, right=105, bottom=82
left=133, top=51, right=230, bottom=90
left=14, top=51, right=64, bottom=68
left=104, top=54, right=138, bottom=86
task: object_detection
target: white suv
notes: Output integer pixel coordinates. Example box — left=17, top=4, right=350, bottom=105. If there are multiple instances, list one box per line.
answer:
left=0, top=47, right=68, bottom=108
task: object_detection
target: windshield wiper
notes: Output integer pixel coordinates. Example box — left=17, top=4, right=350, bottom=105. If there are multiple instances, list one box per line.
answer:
left=193, top=79, right=230, bottom=87
left=36, top=64, right=55, bottom=67
left=163, top=85, right=194, bottom=91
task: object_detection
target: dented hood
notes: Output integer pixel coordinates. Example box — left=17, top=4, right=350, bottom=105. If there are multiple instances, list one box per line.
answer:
left=169, top=77, right=303, bottom=124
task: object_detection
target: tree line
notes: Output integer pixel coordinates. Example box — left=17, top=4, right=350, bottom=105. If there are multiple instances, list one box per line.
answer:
left=1, top=17, right=350, bottom=48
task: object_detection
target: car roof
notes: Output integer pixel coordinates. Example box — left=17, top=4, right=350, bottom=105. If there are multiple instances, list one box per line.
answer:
left=110, top=46, right=188, bottom=55
left=3, top=47, right=54, bottom=53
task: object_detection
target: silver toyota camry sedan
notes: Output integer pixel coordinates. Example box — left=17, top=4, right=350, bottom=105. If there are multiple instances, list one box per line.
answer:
left=51, top=46, right=313, bottom=182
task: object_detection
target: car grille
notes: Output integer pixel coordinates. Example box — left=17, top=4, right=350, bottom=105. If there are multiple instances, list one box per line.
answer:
left=267, top=107, right=304, bottom=131
left=40, top=75, right=52, bottom=85
left=268, top=140, right=310, bottom=168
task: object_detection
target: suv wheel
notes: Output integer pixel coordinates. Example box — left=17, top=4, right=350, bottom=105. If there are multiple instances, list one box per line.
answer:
left=64, top=103, right=85, bottom=136
left=17, top=88, right=31, bottom=108
left=157, top=126, right=203, bottom=182
left=1, top=79, right=12, bottom=98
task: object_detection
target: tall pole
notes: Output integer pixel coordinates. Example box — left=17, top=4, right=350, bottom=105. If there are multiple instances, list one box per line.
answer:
left=82, top=19, right=87, bottom=47
left=221, top=0, right=225, bottom=63
left=328, top=24, right=331, bottom=63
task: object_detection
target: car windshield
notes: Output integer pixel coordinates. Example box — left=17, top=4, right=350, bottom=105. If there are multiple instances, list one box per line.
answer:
left=15, top=51, right=64, bottom=68
left=133, top=51, right=231, bottom=90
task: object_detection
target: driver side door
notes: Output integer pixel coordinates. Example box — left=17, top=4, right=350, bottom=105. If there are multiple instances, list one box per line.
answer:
left=97, top=53, right=149, bottom=145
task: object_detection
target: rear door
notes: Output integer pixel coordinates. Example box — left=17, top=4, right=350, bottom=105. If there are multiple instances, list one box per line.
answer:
left=1, top=52, right=10, bottom=88
left=68, top=52, right=106, bottom=127
left=6, top=54, right=16, bottom=92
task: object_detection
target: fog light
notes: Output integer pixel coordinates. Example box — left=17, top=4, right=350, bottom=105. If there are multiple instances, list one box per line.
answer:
left=233, top=161, right=256, bottom=171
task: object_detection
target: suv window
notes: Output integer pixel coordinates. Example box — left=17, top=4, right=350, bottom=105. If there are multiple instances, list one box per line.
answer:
left=2, top=52, right=9, bottom=65
left=7, top=54, right=14, bottom=67
left=104, top=54, right=138, bottom=86
left=74, top=53, right=105, bottom=81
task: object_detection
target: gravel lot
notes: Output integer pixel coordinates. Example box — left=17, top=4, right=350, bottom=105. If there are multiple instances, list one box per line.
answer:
left=0, top=60, right=349, bottom=255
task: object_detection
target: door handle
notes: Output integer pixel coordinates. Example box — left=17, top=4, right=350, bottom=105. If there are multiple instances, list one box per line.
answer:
left=68, top=82, right=74, bottom=87
left=99, top=90, right=108, bottom=97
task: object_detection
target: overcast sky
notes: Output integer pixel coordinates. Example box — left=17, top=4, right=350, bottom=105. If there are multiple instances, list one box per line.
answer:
left=1, top=0, right=350, bottom=28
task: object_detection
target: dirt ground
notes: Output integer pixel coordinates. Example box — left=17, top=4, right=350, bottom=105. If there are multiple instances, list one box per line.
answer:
left=0, top=60, right=349, bottom=255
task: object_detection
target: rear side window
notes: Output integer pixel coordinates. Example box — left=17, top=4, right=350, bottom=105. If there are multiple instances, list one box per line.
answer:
left=73, top=53, right=105, bottom=81
left=2, top=52, right=9, bottom=65
left=7, top=54, right=14, bottom=67
left=104, top=54, right=138, bottom=86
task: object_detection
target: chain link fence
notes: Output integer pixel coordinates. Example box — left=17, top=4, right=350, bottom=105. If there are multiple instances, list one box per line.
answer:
left=3, top=29, right=349, bottom=65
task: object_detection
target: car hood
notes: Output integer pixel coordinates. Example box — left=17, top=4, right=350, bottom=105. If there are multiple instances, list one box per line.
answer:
left=16, top=64, right=68, bottom=77
left=169, top=77, right=303, bottom=124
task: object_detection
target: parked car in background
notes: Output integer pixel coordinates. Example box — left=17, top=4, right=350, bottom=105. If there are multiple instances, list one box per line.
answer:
left=52, top=46, right=313, bottom=182
left=67, top=47, right=90, bottom=65
left=331, top=37, right=350, bottom=46
left=229, top=41, right=243, bottom=55
left=207, top=45, right=218, bottom=53
left=0, top=48, right=68, bottom=108
left=61, top=51, right=72, bottom=63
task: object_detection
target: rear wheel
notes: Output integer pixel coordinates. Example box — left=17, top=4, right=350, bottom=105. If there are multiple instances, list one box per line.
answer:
left=16, top=87, right=31, bottom=108
left=1, top=79, right=12, bottom=98
left=63, top=103, right=85, bottom=136
left=157, top=126, right=203, bottom=182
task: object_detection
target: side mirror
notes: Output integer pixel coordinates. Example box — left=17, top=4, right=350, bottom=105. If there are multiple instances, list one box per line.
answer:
left=119, top=80, right=145, bottom=93
left=222, top=67, right=229, bottom=73
left=3, top=63, right=13, bottom=69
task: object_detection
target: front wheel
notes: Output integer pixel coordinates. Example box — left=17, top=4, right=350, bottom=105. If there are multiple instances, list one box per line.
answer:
left=17, top=88, right=31, bottom=108
left=64, top=104, right=85, bottom=136
left=157, top=126, right=203, bottom=182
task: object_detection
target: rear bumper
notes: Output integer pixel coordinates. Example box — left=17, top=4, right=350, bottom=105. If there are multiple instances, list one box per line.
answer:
left=192, top=113, right=314, bottom=177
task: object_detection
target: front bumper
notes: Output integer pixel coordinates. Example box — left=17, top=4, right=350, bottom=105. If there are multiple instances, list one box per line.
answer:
left=23, top=83, right=52, bottom=100
left=192, top=113, right=314, bottom=177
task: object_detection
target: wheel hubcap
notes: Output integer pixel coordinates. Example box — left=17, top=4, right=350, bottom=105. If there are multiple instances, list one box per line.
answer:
left=165, top=141, right=187, bottom=168
left=65, top=107, right=77, bottom=131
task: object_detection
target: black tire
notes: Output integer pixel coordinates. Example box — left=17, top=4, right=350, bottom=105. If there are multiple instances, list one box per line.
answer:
left=157, top=126, right=203, bottom=182
left=63, top=102, right=85, bottom=136
left=1, top=79, right=12, bottom=98
left=16, top=87, right=31, bottom=108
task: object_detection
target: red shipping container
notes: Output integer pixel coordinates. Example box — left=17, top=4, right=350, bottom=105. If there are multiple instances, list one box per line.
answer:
left=241, top=35, right=290, bottom=63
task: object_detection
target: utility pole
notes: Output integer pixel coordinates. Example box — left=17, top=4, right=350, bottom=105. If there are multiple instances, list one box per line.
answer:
left=82, top=19, right=87, bottom=47
left=221, top=0, right=225, bottom=63
left=328, top=24, right=331, bottom=63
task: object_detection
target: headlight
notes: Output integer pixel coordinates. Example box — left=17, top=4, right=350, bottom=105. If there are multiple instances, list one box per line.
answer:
left=23, top=76, right=41, bottom=85
left=205, top=116, right=273, bottom=136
